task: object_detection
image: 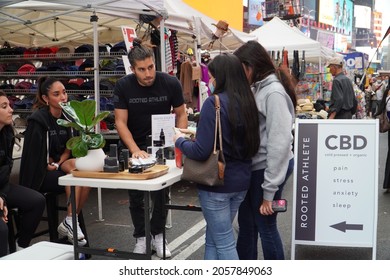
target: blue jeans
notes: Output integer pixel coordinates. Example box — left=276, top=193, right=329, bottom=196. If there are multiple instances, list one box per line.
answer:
left=237, top=158, right=294, bottom=260
left=198, top=189, right=247, bottom=260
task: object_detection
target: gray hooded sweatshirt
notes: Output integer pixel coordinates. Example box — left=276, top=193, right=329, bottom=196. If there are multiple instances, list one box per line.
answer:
left=251, top=74, right=295, bottom=201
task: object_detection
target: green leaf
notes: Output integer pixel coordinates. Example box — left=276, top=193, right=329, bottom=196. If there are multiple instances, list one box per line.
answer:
left=72, top=142, right=89, bottom=158
left=58, top=99, right=109, bottom=157
left=92, top=111, right=111, bottom=126
left=56, top=119, right=83, bottom=131
left=89, top=134, right=106, bottom=149
left=66, top=136, right=82, bottom=150
left=70, top=99, right=95, bottom=128
left=66, top=136, right=89, bottom=157
left=59, top=102, right=80, bottom=124
left=59, top=100, right=94, bottom=132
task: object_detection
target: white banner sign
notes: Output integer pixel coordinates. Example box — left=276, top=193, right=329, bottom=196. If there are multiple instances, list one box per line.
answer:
left=292, top=119, right=379, bottom=259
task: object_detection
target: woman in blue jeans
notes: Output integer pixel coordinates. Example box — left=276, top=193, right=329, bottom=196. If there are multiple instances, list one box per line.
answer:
left=174, top=54, right=260, bottom=259
left=234, top=41, right=297, bottom=260
left=237, top=160, right=293, bottom=259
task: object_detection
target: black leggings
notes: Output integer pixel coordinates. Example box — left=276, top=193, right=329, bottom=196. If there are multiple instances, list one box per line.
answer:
left=6, top=183, right=46, bottom=248
left=39, top=170, right=67, bottom=193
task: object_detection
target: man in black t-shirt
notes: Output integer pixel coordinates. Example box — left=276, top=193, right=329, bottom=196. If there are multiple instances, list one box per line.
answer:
left=114, top=39, right=187, bottom=258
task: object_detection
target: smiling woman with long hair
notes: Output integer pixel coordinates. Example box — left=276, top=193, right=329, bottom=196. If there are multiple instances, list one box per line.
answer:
left=19, top=77, right=90, bottom=246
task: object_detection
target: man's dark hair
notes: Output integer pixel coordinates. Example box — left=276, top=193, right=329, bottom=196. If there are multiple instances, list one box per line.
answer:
left=128, top=38, right=155, bottom=67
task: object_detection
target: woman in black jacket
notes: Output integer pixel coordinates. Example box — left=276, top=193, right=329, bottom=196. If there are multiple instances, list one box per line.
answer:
left=19, top=77, right=90, bottom=246
left=0, top=90, right=45, bottom=257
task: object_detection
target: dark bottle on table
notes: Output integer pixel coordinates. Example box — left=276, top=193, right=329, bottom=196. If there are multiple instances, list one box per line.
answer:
left=160, top=128, right=165, bottom=146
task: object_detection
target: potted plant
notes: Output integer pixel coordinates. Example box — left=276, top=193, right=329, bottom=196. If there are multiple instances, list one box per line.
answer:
left=57, top=99, right=110, bottom=171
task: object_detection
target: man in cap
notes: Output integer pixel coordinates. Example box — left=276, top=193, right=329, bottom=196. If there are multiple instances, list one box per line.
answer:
left=327, top=56, right=356, bottom=119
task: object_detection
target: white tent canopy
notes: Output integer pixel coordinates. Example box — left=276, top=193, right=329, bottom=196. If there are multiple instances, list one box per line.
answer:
left=103, top=0, right=256, bottom=53
left=250, top=17, right=339, bottom=64
left=164, top=0, right=256, bottom=52
left=0, top=0, right=254, bottom=53
left=291, top=26, right=343, bottom=63
left=0, top=0, right=165, bottom=47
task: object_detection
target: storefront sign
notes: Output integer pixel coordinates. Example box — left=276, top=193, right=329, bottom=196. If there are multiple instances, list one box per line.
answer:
left=344, top=52, right=369, bottom=70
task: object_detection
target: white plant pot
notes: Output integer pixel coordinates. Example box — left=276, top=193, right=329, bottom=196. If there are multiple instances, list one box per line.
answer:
left=75, top=148, right=106, bottom=172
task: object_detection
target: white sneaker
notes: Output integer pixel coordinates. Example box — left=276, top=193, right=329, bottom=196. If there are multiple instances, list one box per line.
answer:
left=75, top=238, right=87, bottom=247
left=152, top=233, right=171, bottom=258
left=133, top=237, right=147, bottom=254
left=57, top=217, right=85, bottom=241
left=74, top=238, right=88, bottom=247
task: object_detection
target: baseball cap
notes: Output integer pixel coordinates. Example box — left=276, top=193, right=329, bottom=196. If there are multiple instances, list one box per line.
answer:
left=56, top=46, right=75, bottom=57
left=326, top=56, right=344, bottom=67
left=17, top=64, right=36, bottom=75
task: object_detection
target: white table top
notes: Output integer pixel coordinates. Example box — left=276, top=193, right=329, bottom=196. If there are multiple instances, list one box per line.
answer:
left=58, top=160, right=183, bottom=191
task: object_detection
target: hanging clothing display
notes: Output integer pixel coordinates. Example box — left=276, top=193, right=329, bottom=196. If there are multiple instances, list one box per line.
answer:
left=180, top=60, right=194, bottom=103
left=292, top=50, right=300, bottom=81
left=282, top=49, right=289, bottom=68
left=299, top=51, right=306, bottom=80
left=169, top=30, right=179, bottom=74
left=165, top=29, right=173, bottom=74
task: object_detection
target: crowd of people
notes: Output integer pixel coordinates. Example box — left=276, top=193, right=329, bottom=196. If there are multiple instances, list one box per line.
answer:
left=174, top=40, right=296, bottom=260
left=1, top=37, right=389, bottom=260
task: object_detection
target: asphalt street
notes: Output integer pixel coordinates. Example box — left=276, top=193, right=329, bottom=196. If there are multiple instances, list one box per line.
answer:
left=10, top=131, right=390, bottom=260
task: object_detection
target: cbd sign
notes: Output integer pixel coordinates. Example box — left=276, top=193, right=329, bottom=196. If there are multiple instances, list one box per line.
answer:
left=325, top=135, right=367, bottom=150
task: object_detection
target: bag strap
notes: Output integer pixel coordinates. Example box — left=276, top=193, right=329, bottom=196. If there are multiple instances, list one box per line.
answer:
left=213, top=94, right=223, bottom=154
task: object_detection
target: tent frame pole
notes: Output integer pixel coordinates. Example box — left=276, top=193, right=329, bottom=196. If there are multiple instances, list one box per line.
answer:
left=91, top=12, right=104, bottom=222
